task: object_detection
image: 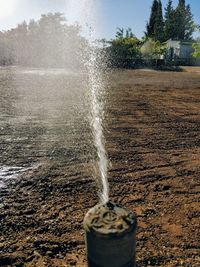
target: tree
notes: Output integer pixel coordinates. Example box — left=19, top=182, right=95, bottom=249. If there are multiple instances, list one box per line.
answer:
left=108, top=28, right=141, bottom=68
left=164, top=0, right=194, bottom=41
left=146, top=0, right=164, bottom=42
left=115, top=28, right=124, bottom=39
left=175, top=0, right=186, bottom=39
left=0, top=13, right=87, bottom=68
left=0, top=31, right=14, bottom=65
left=141, top=38, right=166, bottom=60
left=164, top=0, right=176, bottom=40
left=174, top=0, right=194, bottom=40
left=184, top=4, right=195, bottom=40
left=125, top=28, right=135, bottom=38
left=154, top=0, right=164, bottom=42
left=146, top=0, right=159, bottom=38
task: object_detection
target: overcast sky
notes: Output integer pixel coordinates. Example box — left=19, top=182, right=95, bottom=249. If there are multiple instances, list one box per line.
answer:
left=0, top=0, right=199, bottom=39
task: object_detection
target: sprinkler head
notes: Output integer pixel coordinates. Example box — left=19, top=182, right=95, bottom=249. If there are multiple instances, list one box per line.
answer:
left=84, top=202, right=137, bottom=267
left=106, top=201, right=115, bottom=210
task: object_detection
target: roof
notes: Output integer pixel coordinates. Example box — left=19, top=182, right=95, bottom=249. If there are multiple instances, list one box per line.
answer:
left=165, top=39, right=194, bottom=45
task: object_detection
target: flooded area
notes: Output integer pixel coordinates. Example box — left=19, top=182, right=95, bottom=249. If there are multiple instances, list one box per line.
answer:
left=0, top=67, right=200, bottom=266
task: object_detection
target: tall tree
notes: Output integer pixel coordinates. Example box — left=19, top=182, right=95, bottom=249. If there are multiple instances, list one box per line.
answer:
left=164, top=0, right=194, bottom=40
left=184, top=4, right=195, bottom=40
left=175, top=0, right=186, bottom=39
left=174, top=0, right=194, bottom=40
left=154, top=0, right=164, bottom=42
left=178, top=0, right=186, bottom=8
left=164, top=0, right=176, bottom=40
left=146, top=0, right=159, bottom=38
left=146, top=0, right=164, bottom=42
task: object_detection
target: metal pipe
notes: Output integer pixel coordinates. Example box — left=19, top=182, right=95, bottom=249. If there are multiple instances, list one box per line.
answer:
left=84, top=202, right=137, bottom=267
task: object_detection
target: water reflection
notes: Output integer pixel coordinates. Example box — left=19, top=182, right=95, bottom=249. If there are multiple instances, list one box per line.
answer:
left=0, top=165, right=34, bottom=188
left=0, top=67, right=93, bottom=185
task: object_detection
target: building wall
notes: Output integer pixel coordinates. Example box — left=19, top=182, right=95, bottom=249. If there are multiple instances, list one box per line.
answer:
left=166, top=40, right=195, bottom=63
left=179, top=44, right=194, bottom=59
left=166, top=40, right=180, bottom=59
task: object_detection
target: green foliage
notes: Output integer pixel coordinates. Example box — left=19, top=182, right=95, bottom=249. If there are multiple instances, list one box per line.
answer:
left=115, top=28, right=124, bottom=39
left=164, top=0, right=176, bottom=40
left=108, top=28, right=141, bottom=68
left=192, top=39, right=200, bottom=58
left=115, top=27, right=135, bottom=40
left=196, top=25, right=200, bottom=31
left=141, top=38, right=166, bottom=59
left=146, top=0, right=164, bottom=42
left=146, top=0, right=159, bottom=38
left=175, top=0, right=187, bottom=40
left=154, top=0, right=164, bottom=42
left=109, top=0, right=196, bottom=68
left=146, top=0, right=195, bottom=42
left=184, top=5, right=195, bottom=40
left=164, top=0, right=194, bottom=41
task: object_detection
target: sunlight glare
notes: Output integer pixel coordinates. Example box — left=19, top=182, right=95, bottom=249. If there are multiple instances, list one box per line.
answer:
left=0, top=0, right=19, bottom=19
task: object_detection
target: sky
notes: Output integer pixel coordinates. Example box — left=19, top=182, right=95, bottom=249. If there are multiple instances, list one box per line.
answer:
left=0, top=0, right=199, bottom=39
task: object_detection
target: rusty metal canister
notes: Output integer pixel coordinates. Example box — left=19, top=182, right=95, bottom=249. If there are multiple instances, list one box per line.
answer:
left=84, top=202, right=137, bottom=267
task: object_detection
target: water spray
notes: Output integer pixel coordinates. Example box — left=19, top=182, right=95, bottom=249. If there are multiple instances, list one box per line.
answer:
left=65, top=1, right=137, bottom=265
left=84, top=202, right=137, bottom=267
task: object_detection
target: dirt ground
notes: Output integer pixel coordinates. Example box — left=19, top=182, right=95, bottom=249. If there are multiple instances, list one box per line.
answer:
left=0, top=68, right=200, bottom=266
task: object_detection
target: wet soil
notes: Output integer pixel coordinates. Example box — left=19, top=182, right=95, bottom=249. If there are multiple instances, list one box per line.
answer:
left=0, top=68, right=200, bottom=266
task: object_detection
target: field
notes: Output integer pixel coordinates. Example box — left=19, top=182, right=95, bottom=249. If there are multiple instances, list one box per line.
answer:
left=0, top=68, right=200, bottom=266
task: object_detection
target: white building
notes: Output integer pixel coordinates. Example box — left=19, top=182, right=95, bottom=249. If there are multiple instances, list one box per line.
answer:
left=165, top=39, right=194, bottom=63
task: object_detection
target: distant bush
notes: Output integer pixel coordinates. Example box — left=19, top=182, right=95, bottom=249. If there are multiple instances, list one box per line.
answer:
left=140, top=38, right=166, bottom=61
left=0, top=13, right=87, bottom=68
left=192, top=38, right=200, bottom=58
left=105, top=28, right=142, bottom=68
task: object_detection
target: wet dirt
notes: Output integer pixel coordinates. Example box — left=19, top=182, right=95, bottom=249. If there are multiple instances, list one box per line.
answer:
left=0, top=68, right=200, bottom=266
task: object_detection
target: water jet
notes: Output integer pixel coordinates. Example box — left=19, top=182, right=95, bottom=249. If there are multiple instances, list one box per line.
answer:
left=84, top=202, right=137, bottom=267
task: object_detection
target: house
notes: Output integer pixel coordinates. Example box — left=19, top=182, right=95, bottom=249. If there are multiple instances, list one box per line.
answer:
left=165, top=39, right=199, bottom=65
